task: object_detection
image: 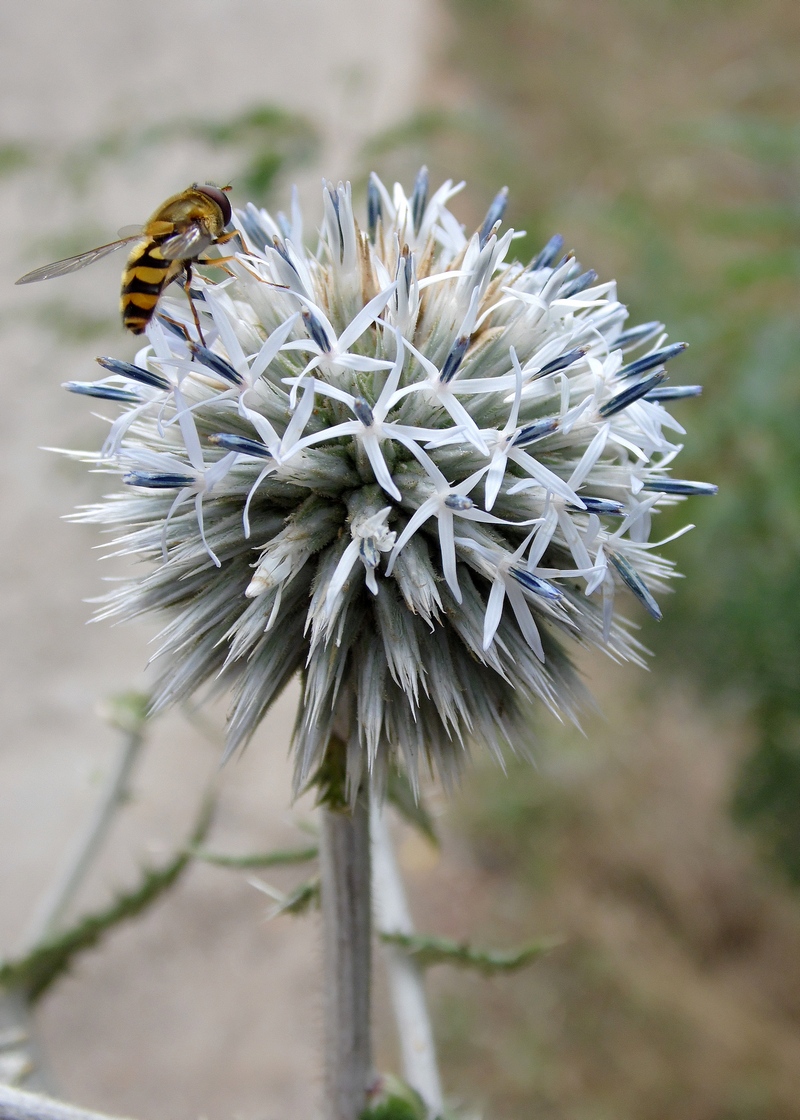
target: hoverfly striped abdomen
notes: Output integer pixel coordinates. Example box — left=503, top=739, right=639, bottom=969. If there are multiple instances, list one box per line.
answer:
left=121, top=240, right=182, bottom=335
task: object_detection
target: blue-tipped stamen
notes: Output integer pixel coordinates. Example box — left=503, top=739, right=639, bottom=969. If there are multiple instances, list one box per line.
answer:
left=478, top=186, right=509, bottom=248
left=570, top=497, right=625, bottom=515
left=64, top=381, right=141, bottom=403
left=303, top=307, right=331, bottom=353
left=444, top=494, right=474, bottom=511
left=123, top=471, right=194, bottom=489
left=208, top=433, right=273, bottom=459
left=536, top=347, right=588, bottom=377
left=272, top=236, right=300, bottom=274
left=608, top=554, right=662, bottom=621
left=513, top=417, right=560, bottom=447
left=531, top=233, right=564, bottom=270
left=511, top=567, right=563, bottom=601
left=276, top=211, right=292, bottom=240
left=359, top=538, right=381, bottom=568
left=96, top=357, right=170, bottom=391
left=644, top=385, right=703, bottom=401
left=187, top=342, right=243, bottom=386
left=599, top=372, right=666, bottom=418
left=353, top=398, right=375, bottom=427
left=615, top=321, right=664, bottom=351
left=640, top=479, right=718, bottom=496
left=440, top=335, right=470, bottom=383
left=617, top=341, right=688, bottom=380
left=367, top=177, right=382, bottom=242
left=560, top=269, right=598, bottom=299
left=411, top=166, right=429, bottom=234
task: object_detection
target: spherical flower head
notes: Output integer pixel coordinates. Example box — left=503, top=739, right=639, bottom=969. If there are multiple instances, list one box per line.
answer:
left=69, top=170, right=715, bottom=795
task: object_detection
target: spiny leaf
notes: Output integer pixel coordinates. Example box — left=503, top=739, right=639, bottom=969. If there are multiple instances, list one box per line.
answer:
left=0, top=793, right=214, bottom=1003
left=190, top=844, right=318, bottom=869
left=380, top=930, right=560, bottom=974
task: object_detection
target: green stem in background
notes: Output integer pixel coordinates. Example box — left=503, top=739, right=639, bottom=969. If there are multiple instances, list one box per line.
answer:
left=317, top=734, right=372, bottom=1120
left=0, top=792, right=215, bottom=1005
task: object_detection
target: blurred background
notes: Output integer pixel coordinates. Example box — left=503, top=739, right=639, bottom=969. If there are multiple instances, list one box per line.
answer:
left=1, top=1, right=800, bottom=1118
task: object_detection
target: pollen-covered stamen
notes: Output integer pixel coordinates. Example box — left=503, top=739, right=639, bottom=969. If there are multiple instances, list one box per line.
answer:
left=302, top=307, right=332, bottom=353
left=444, top=494, right=474, bottom=512
left=640, top=479, right=718, bottom=496
left=123, top=470, right=195, bottom=488
left=560, top=269, right=598, bottom=299
left=510, top=566, right=563, bottom=601
left=410, top=166, right=429, bottom=235
left=571, top=497, right=625, bottom=515
left=512, top=417, right=560, bottom=448
left=65, top=382, right=142, bottom=403
left=535, top=347, right=588, bottom=378
left=353, top=397, right=375, bottom=427
left=599, top=371, right=666, bottom=417
left=644, top=385, right=702, bottom=401
left=608, top=552, right=662, bottom=621
left=96, top=356, right=169, bottom=391
left=478, top=186, right=508, bottom=249
left=208, top=433, right=273, bottom=459
left=617, top=341, right=688, bottom=380
left=440, top=335, right=470, bottom=383
left=187, top=342, right=243, bottom=386
left=531, top=233, right=564, bottom=270
left=367, top=176, right=382, bottom=241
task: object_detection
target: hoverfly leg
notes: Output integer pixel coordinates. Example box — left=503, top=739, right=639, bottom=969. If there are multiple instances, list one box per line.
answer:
left=182, top=262, right=207, bottom=346
left=196, top=255, right=236, bottom=267
left=158, top=313, right=191, bottom=343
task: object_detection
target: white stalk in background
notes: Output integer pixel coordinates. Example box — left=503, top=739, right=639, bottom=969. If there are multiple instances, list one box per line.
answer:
left=371, top=803, right=444, bottom=1119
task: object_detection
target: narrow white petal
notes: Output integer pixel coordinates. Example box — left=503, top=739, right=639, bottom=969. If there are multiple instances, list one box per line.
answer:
left=248, top=312, right=301, bottom=383
left=483, top=577, right=507, bottom=649
left=362, top=432, right=402, bottom=501
left=386, top=499, right=438, bottom=575
left=506, top=583, right=544, bottom=661
left=325, top=540, right=361, bottom=616
left=437, top=510, right=461, bottom=603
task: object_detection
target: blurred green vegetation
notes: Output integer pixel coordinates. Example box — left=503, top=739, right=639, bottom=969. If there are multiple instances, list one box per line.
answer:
left=371, top=0, right=800, bottom=886
left=424, top=689, right=800, bottom=1119
left=60, top=103, right=318, bottom=202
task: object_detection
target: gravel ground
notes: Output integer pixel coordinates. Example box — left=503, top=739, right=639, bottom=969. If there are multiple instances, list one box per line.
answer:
left=0, top=4, right=437, bottom=1117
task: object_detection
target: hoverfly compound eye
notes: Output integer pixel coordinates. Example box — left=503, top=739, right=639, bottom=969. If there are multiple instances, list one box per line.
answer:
left=196, top=184, right=232, bottom=226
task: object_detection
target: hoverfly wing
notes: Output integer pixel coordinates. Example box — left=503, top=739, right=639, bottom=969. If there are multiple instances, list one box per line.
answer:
left=117, top=224, right=145, bottom=238
left=15, top=235, right=142, bottom=285
left=159, top=223, right=211, bottom=261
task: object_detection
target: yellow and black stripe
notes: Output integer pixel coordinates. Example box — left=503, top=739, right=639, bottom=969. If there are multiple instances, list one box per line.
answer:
left=120, top=240, right=182, bottom=334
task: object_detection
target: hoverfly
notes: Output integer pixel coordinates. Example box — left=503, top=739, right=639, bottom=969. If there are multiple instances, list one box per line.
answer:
left=16, top=183, right=237, bottom=340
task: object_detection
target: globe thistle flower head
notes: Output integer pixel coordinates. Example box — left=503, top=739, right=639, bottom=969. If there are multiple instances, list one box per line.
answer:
left=69, top=170, right=715, bottom=796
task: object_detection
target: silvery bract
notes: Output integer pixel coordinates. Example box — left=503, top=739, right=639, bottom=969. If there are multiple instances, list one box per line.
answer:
left=66, top=171, right=715, bottom=793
